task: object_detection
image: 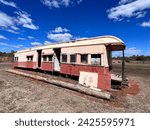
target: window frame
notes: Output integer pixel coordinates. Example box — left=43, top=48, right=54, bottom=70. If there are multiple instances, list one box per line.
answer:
left=14, top=57, right=18, bottom=62
left=47, top=55, right=53, bottom=62
left=42, top=55, right=53, bottom=62
left=91, top=54, right=102, bottom=66
left=81, top=54, right=88, bottom=64
left=61, top=54, right=67, bottom=63
left=42, top=55, right=47, bottom=62
left=27, top=56, right=33, bottom=62
left=70, top=54, right=77, bottom=63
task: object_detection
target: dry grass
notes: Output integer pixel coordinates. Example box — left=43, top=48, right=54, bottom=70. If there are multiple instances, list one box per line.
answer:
left=0, top=63, right=150, bottom=112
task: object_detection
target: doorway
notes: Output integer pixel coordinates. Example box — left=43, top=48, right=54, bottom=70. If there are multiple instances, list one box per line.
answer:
left=53, top=48, right=61, bottom=71
left=37, top=50, right=42, bottom=68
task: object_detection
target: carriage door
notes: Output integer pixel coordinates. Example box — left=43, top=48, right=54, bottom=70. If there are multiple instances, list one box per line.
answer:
left=37, top=50, right=42, bottom=68
left=53, top=48, right=61, bottom=71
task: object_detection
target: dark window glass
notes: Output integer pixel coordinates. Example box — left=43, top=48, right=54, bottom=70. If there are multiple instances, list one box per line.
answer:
left=43, top=55, right=47, bottom=62
left=27, top=57, right=29, bottom=61
left=70, top=54, right=76, bottom=63
left=62, top=54, right=67, bottom=63
left=31, top=56, right=33, bottom=61
left=14, top=57, right=18, bottom=61
left=27, top=56, right=33, bottom=61
left=81, top=54, right=88, bottom=64
left=48, top=55, right=53, bottom=61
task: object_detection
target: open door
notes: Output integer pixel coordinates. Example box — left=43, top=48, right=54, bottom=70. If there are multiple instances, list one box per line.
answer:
left=53, top=48, right=61, bottom=71
left=37, top=50, right=42, bottom=68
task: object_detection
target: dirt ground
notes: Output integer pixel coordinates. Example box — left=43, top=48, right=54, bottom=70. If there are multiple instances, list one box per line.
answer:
left=0, top=62, right=150, bottom=113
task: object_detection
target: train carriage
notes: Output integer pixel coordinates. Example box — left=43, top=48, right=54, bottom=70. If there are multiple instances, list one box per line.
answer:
left=14, top=35, right=125, bottom=91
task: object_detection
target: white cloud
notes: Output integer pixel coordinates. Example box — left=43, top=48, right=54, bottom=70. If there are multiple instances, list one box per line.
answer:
left=44, top=41, right=52, bottom=45
left=47, top=27, right=73, bottom=42
left=77, top=0, right=83, bottom=4
left=125, top=47, right=141, bottom=56
left=47, top=33, right=73, bottom=42
left=135, top=11, right=147, bottom=19
left=12, top=44, right=23, bottom=48
left=41, top=0, right=83, bottom=8
left=0, top=11, right=20, bottom=33
left=0, top=34, right=8, bottom=40
left=28, top=36, right=35, bottom=39
left=0, top=11, right=15, bottom=28
left=62, top=0, right=70, bottom=7
left=0, top=42, right=8, bottom=46
left=0, top=10, right=39, bottom=33
left=31, top=42, right=41, bottom=46
left=52, top=27, right=69, bottom=33
left=18, top=37, right=26, bottom=40
left=41, top=0, right=71, bottom=8
left=16, top=11, right=39, bottom=30
left=113, top=47, right=142, bottom=57
left=41, top=0, right=60, bottom=8
left=0, top=42, right=23, bottom=48
left=0, top=0, right=17, bottom=8
left=118, top=0, right=134, bottom=5
left=7, top=29, right=20, bottom=34
left=11, top=25, right=19, bottom=30
left=140, top=20, right=150, bottom=27
left=107, top=0, right=150, bottom=21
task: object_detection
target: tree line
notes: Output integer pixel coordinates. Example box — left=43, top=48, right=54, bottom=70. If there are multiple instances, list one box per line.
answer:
left=0, top=51, right=15, bottom=57
left=113, top=55, right=150, bottom=62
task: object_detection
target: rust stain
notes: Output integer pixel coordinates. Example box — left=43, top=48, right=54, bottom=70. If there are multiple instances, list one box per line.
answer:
left=128, top=80, right=140, bottom=95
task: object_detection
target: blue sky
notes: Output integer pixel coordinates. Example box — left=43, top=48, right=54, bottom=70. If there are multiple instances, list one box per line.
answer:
left=0, top=0, right=150, bottom=56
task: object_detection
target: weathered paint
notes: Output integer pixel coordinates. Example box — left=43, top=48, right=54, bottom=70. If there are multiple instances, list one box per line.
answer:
left=60, top=63, right=111, bottom=90
left=61, top=45, right=107, bottom=66
left=41, top=62, right=53, bottom=71
left=14, top=62, right=18, bottom=67
left=15, top=35, right=124, bottom=53
left=14, top=62, right=36, bottom=69
left=79, top=71, right=98, bottom=88
left=42, top=48, right=54, bottom=55
left=14, top=35, right=125, bottom=91
left=26, top=62, right=36, bottom=69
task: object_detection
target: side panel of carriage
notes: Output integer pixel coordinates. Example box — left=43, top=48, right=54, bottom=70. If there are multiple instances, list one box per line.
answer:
left=14, top=45, right=112, bottom=90
left=14, top=50, right=37, bottom=69
left=41, top=49, right=54, bottom=71
left=60, top=44, right=111, bottom=90
left=14, top=36, right=125, bottom=91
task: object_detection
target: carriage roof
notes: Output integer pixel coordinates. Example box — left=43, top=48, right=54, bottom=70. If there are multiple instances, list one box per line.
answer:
left=16, top=35, right=125, bottom=53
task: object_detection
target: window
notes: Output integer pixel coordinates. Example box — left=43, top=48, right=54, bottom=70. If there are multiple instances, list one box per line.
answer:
left=14, top=57, right=18, bottom=62
left=43, top=55, right=47, bottom=62
left=48, top=55, right=53, bottom=62
left=43, top=55, right=53, bottom=62
left=81, top=54, right=88, bottom=64
left=27, top=56, right=33, bottom=62
left=91, top=54, right=101, bottom=65
left=29, top=56, right=33, bottom=61
left=62, top=54, right=67, bottom=63
left=70, top=54, right=76, bottom=63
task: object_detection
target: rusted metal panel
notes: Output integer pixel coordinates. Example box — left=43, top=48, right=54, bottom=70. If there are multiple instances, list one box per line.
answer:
left=14, top=62, right=36, bottom=69
left=41, top=62, right=53, bottom=71
left=98, top=67, right=111, bottom=90
left=14, top=62, right=18, bottom=67
left=26, top=62, right=36, bottom=69
left=60, top=63, right=111, bottom=90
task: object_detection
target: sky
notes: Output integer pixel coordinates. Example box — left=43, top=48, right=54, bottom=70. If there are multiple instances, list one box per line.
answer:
left=0, top=0, right=150, bottom=56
